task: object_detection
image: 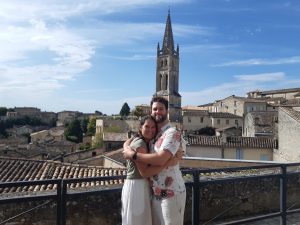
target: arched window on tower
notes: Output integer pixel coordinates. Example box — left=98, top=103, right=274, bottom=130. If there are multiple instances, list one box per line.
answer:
left=160, top=74, right=163, bottom=90
left=164, top=59, right=168, bottom=66
left=161, top=60, right=163, bottom=67
left=165, top=74, right=168, bottom=90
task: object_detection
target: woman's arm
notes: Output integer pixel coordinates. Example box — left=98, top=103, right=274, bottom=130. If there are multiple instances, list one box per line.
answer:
left=134, top=146, right=167, bottom=178
left=135, top=147, right=182, bottom=178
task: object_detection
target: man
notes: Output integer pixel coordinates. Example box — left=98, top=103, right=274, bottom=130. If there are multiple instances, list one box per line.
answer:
left=123, top=96, right=186, bottom=225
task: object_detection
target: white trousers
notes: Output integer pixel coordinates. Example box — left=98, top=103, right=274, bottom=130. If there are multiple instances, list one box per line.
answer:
left=121, top=179, right=152, bottom=225
left=152, top=190, right=186, bottom=225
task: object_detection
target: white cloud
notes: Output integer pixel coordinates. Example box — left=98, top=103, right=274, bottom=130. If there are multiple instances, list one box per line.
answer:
left=234, top=72, right=285, bottom=82
left=213, top=56, right=300, bottom=67
left=0, top=0, right=187, bottom=22
left=181, top=72, right=287, bottom=106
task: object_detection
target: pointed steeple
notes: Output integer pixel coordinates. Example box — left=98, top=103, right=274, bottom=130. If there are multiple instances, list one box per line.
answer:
left=162, top=10, right=175, bottom=55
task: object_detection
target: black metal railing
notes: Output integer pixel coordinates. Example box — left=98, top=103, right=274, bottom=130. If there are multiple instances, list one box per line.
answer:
left=1, top=162, right=300, bottom=225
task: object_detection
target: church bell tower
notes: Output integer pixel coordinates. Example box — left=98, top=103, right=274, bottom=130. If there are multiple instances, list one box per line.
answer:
left=154, top=11, right=182, bottom=123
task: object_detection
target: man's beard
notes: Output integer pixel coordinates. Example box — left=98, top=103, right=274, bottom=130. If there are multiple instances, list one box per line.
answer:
left=153, top=114, right=167, bottom=123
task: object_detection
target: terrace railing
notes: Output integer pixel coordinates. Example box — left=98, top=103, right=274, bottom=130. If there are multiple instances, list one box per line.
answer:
left=1, top=162, right=300, bottom=225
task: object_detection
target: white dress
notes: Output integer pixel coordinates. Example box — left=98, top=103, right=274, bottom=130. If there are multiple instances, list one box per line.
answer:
left=121, top=137, right=152, bottom=225
left=121, top=179, right=152, bottom=225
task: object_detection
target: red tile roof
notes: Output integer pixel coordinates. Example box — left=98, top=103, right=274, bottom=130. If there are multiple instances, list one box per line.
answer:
left=280, top=107, right=300, bottom=123
left=0, top=157, right=126, bottom=195
left=187, top=135, right=277, bottom=149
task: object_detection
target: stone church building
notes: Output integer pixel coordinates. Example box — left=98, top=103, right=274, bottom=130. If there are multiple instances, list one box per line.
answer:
left=154, top=11, right=182, bottom=123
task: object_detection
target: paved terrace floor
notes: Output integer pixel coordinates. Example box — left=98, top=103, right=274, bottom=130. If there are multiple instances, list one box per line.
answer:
left=206, top=212, right=300, bottom=225
left=248, top=213, right=300, bottom=225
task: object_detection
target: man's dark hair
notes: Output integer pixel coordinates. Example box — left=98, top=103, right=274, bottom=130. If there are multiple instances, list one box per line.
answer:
left=150, top=96, right=168, bottom=110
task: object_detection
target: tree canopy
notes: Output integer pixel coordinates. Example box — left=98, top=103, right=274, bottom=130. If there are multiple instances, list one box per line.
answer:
left=64, top=119, right=83, bottom=143
left=131, top=106, right=145, bottom=118
left=119, top=102, right=130, bottom=117
left=0, top=107, right=7, bottom=116
left=87, top=117, right=97, bottom=136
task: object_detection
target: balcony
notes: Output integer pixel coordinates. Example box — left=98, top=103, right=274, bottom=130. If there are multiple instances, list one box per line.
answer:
left=1, top=162, right=300, bottom=225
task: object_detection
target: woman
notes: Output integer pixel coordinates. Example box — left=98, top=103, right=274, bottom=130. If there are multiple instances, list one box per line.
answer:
left=121, top=115, right=176, bottom=225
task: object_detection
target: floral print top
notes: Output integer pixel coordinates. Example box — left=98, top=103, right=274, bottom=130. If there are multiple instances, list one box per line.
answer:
left=150, top=123, right=186, bottom=199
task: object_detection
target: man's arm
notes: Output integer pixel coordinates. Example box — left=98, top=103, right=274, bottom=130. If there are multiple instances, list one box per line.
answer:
left=124, top=147, right=173, bottom=166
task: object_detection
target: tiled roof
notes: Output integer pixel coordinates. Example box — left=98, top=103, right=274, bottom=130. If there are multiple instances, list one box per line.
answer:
left=182, top=106, right=205, bottom=110
left=223, top=95, right=267, bottom=103
left=261, top=87, right=300, bottom=95
left=247, top=111, right=278, bottom=135
left=0, top=157, right=126, bottom=195
left=197, top=103, right=213, bottom=107
left=280, top=107, right=300, bottom=123
left=182, top=110, right=209, bottom=116
left=186, top=135, right=277, bottom=149
left=281, top=99, right=300, bottom=107
left=103, top=148, right=126, bottom=165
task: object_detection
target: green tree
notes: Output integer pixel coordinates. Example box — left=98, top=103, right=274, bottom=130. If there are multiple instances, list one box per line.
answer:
left=0, top=121, right=8, bottom=137
left=64, top=119, right=83, bottom=143
left=81, top=118, right=89, bottom=134
left=0, top=107, right=7, bottom=116
left=120, top=102, right=130, bottom=117
left=195, top=126, right=216, bottom=136
left=87, top=117, right=97, bottom=136
left=131, top=106, right=145, bottom=118
left=95, top=110, right=103, bottom=115
left=93, top=133, right=103, bottom=148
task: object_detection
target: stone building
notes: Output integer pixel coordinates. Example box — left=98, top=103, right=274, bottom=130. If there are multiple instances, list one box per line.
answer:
left=132, top=104, right=151, bottom=117
left=247, top=87, right=300, bottom=100
left=243, top=111, right=278, bottom=137
left=56, top=110, right=82, bottom=126
left=13, top=107, right=41, bottom=117
left=210, top=112, right=242, bottom=129
left=274, top=107, right=300, bottom=162
left=153, top=11, right=182, bottom=122
left=182, top=110, right=210, bottom=131
left=182, top=110, right=242, bottom=133
left=186, top=135, right=277, bottom=161
left=212, top=95, right=267, bottom=117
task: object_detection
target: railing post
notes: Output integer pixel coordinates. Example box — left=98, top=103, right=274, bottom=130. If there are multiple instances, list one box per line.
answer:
left=280, top=165, right=287, bottom=225
left=192, top=170, right=200, bottom=225
left=61, top=181, right=67, bottom=225
left=57, top=180, right=62, bottom=225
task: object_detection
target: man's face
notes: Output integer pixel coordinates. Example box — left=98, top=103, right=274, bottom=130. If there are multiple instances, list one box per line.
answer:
left=151, top=102, right=168, bottom=123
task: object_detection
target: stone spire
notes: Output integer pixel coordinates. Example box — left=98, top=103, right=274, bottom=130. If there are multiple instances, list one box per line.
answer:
left=162, top=10, right=175, bottom=55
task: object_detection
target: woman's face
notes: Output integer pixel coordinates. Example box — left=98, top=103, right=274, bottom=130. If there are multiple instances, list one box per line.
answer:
left=140, top=118, right=156, bottom=142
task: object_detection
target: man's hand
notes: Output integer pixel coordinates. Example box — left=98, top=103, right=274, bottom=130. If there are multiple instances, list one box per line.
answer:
left=122, top=145, right=135, bottom=160
left=165, top=157, right=179, bottom=167
left=123, top=137, right=134, bottom=149
left=174, top=148, right=185, bottom=159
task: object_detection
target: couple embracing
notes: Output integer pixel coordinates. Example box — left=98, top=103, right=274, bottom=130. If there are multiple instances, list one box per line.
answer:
left=122, top=96, right=186, bottom=225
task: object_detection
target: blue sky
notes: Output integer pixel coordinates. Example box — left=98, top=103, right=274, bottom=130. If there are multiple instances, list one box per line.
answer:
left=1, top=0, right=300, bottom=115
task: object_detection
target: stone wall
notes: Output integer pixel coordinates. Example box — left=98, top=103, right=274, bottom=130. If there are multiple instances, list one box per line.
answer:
left=1, top=173, right=300, bottom=224
left=275, top=108, right=300, bottom=162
